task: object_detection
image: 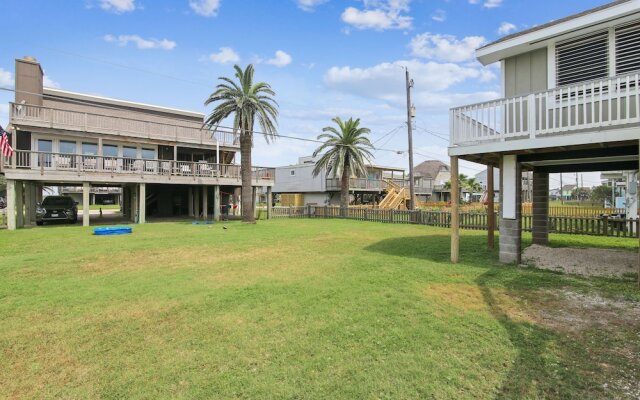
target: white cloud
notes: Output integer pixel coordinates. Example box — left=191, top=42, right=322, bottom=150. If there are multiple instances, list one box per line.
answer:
left=341, top=0, right=412, bottom=31
left=431, top=9, right=446, bottom=22
left=99, top=0, right=136, bottom=13
left=43, top=75, right=61, bottom=89
left=0, top=104, right=9, bottom=128
left=483, top=0, right=502, bottom=8
left=209, top=47, right=240, bottom=64
left=0, top=68, right=14, bottom=87
left=104, top=34, right=177, bottom=50
left=409, top=33, right=486, bottom=63
left=266, top=50, right=293, bottom=67
left=189, top=0, right=221, bottom=17
left=296, top=0, right=328, bottom=11
left=324, top=59, right=497, bottom=111
left=497, top=22, right=516, bottom=35
left=469, top=0, right=503, bottom=8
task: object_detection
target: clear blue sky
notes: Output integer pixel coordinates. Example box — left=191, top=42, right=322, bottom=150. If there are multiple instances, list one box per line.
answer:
left=0, top=0, right=611, bottom=186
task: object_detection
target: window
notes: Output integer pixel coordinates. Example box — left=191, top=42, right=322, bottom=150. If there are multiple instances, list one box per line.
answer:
left=59, top=140, right=76, bottom=154
left=37, top=139, right=52, bottom=152
left=103, top=144, right=118, bottom=157
left=556, top=31, right=609, bottom=86
left=82, top=142, right=98, bottom=155
left=123, top=146, right=137, bottom=158
left=37, top=139, right=52, bottom=167
left=616, top=22, right=640, bottom=75
left=142, top=148, right=155, bottom=160
left=290, top=170, right=295, bottom=176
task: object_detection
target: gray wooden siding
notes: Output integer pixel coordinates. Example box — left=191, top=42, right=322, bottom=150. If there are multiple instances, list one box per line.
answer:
left=504, top=48, right=548, bottom=97
left=274, top=164, right=326, bottom=193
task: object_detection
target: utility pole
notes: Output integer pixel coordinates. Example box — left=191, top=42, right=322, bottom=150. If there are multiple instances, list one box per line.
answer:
left=405, top=67, right=416, bottom=210
left=560, top=173, right=564, bottom=205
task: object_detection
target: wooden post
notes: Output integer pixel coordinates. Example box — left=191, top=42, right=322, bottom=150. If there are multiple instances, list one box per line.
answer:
left=487, top=164, right=495, bottom=249
left=6, top=179, right=16, bottom=230
left=202, top=186, right=208, bottom=220
left=188, top=187, right=194, bottom=217
left=451, top=156, right=460, bottom=263
left=16, top=181, right=24, bottom=228
left=266, top=186, right=272, bottom=220
left=139, top=183, right=146, bottom=224
left=194, top=186, right=200, bottom=219
left=253, top=186, right=258, bottom=219
left=82, top=182, right=90, bottom=227
left=213, top=185, right=221, bottom=221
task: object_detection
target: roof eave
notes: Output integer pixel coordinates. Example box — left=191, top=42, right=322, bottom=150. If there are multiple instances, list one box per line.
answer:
left=476, top=0, right=640, bottom=66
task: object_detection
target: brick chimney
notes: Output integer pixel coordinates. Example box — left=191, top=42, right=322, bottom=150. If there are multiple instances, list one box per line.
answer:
left=15, top=56, right=43, bottom=106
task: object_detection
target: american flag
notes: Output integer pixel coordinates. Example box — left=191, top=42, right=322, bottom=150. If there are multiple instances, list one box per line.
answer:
left=0, top=125, right=13, bottom=157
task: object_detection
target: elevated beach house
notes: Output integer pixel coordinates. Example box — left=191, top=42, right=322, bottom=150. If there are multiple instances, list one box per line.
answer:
left=448, top=0, right=640, bottom=263
left=1, top=57, right=274, bottom=229
left=274, top=155, right=433, bottom=206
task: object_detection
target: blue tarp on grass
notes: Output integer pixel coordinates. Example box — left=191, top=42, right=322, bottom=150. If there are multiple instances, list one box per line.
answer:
left=93, top=226, right=133, bottom=235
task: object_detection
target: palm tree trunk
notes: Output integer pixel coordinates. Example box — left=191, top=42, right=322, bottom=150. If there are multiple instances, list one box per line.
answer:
left=240, top=133, right=255, bottom=223
left=340, top=165, right=350, bottom=217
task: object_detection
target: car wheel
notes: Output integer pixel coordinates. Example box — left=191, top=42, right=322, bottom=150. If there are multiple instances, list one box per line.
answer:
left=36, top=221, right=44, bottom=226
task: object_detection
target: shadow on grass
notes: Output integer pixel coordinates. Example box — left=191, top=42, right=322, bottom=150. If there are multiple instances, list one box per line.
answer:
left=365, top=234, right=608, bottom=398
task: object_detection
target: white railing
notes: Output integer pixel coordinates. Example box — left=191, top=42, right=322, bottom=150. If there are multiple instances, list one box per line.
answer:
left=450, top=71, right=640, bottom=146
left=10, top=103, right=240, bottom=147
left=2, top=150, right=275, bottom=182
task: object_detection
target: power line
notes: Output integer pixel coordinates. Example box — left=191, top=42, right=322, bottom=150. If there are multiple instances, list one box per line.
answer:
left=414, top=125, right=449, bottom=142
left=32, top=46, right=213, bottom=87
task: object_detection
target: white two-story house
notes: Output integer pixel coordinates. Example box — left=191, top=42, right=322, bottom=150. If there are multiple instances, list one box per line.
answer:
left=1, top=57, right=275, bottom=229
left=448, top=0, right=640, bottom=263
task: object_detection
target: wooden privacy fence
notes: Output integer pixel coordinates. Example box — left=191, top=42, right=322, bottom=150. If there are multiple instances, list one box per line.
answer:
left=262, top=206, right=640, bottom=238
left=521, top=204, right=626, bottom=217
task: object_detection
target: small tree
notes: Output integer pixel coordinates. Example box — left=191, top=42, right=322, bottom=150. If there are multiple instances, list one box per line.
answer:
left=572, top=187, right=591, bottom=202
left=590, top=185, right=612, bottom=207
left=312, top=117, right=374, bottom=212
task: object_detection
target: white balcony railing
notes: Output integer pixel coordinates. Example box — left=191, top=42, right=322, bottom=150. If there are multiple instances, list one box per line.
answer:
left=2, top=150, right=275, bottom=182
left=10, top=103, right=240, bottom=147
left=450, top=72, right=640, bottom=147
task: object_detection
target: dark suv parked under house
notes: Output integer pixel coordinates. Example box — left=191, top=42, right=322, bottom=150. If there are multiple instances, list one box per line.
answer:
left=36, top=196, right=78, bottom=225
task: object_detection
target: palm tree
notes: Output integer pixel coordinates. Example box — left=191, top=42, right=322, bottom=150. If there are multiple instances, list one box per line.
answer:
left=204, top=65, right=278, bottom=223
left=312, top=117, right=374, bottom=212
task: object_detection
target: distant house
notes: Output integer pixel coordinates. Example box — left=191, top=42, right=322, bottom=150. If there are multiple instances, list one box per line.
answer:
left=273, top=156, right=433, bottom=206
left=561, top=185, right=577, bottom=200
left=475, top=169, right=533, bottom=201
left=413, top=160, right=451, bottom=201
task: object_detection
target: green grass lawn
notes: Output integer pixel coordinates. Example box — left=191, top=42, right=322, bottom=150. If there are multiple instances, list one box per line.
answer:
left=0, top=220, right=638, bottom=399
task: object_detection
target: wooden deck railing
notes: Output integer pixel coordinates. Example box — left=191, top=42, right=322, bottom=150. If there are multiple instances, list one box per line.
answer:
left=2, top=150, right=275, bottom=182
left=262, top=206, right=640, bottom=238
left=450, top=71, right=640, bottom=146
left=10, top=103, right=240, bottom=147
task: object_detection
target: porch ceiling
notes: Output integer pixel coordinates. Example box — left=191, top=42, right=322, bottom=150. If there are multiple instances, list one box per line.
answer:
left=457, top=140, right=639, bottom=172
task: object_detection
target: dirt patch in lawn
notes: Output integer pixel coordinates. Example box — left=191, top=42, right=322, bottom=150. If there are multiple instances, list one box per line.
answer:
left=526, top=289, right=640, bottom=400
left=422, top=283, right=534, bottom=322
left=522, top=244, right=638, bottom=278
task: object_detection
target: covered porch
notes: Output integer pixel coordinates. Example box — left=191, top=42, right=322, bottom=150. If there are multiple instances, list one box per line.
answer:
left=448, top=140, right=639, bottom=271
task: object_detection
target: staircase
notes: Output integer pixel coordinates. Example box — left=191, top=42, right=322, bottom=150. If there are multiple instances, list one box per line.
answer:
left=378, top=180, right=410, bottom=209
